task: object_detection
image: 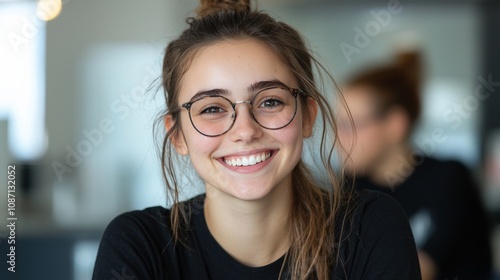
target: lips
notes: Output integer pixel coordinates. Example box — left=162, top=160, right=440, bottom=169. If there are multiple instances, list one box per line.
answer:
left=222, top=151, right=272, bottom=167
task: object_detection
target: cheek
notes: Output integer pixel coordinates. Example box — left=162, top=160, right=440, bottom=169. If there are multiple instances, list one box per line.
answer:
left=357, top=126, right=386, bottom=155
left=338, top=130, right=355, bottom=152
left=272, top=115, right=305, bottom=156
left=180, top=116, right=220, bottom=158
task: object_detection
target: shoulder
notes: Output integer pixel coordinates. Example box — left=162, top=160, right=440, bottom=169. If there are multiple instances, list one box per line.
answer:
left=103, top=206, right=173, bottom=242
left=353, top=190, right=407, bottom=218
left=334, top=190, right=421, bottom=279
left=419, top=156, right=469, bottom=176
left=418, top=157, right=475, bottom=195
left=102, top=194, right=205, bottom=239
left=93, top=195, right=205, bottom=279
left=349, top=190, right=414, bottom=242
left=92, top=206, right=173, bottom=279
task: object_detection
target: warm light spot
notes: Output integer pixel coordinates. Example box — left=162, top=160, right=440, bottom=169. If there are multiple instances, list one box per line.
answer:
left=36, top=0, right=62, bottom=21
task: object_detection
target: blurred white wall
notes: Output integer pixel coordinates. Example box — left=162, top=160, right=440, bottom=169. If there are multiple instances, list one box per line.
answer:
left=43, top=0, right=200, bottom=228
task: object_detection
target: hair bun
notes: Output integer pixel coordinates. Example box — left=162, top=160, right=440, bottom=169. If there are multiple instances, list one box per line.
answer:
left=395, top=50, right=422, bottom=92
left=196, top=0, right=251, bottom=18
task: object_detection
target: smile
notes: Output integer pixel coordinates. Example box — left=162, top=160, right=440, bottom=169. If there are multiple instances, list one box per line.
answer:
left=223, top=151, right=272, bottom=167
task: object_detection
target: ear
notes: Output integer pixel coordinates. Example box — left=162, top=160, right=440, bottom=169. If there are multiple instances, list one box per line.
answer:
left=384, top=107, right=410, bottom=144
left=302, top=97, right=318, bottom=138
left=165, top=114, right=189, bottom=156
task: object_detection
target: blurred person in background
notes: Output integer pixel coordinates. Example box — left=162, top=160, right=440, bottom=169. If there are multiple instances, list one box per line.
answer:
left=338, top=51, right=492, bottom=280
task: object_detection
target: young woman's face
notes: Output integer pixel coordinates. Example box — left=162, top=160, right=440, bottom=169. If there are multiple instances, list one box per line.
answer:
left=174, top=39, right=313, bottom=201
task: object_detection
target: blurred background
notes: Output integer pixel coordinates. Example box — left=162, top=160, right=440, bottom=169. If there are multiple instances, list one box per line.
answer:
left=1, top=0, right=499, bottom=279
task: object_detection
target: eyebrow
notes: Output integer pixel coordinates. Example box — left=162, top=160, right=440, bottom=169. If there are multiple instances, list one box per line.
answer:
left=248, top=79, right=288, bottom=92
left=188, top=79, right=288, bottom=102
left=188, top=88, right=228, bottom=102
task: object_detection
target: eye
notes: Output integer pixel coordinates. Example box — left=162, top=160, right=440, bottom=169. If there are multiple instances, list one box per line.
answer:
left=258, top=98, right=284, bottom=108
left=200, top=106, right=226, bottom=115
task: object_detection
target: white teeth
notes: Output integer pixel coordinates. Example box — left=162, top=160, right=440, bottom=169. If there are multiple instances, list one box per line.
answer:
left=224, top=152, right=272, bottom=167
left=248, top=155, right=256, bottom=165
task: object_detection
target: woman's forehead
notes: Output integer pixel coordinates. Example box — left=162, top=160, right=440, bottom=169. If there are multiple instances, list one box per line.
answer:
left=178, top=39, right=297, bottom=102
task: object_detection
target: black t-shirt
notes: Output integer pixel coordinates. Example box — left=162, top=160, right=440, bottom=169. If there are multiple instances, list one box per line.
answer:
left=92, top=191, right=421, bottom=280
left=354, top=157, right=492, bottom=280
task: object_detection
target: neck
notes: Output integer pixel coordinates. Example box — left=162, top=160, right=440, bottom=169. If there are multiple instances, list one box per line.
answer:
left=368, top=143, right=415, bottom=188
left=204, top=178, right=293, bottom=267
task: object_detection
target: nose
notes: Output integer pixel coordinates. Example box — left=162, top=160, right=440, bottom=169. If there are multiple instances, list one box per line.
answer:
left=228, top=102, right=263, bottom=143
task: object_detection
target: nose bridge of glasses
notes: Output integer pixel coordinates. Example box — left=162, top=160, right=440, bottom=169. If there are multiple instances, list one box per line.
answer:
left=233, top=100, right=252, bottom=107
left=232, top=100, right=253, bottom=116
left=230, top=103, right=262, bottom=137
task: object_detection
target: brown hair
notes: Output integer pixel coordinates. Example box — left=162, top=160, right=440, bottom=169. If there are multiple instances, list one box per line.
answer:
left=346, top=51, right=422, bottom=133
left=156, top=0, right=353, bottom=278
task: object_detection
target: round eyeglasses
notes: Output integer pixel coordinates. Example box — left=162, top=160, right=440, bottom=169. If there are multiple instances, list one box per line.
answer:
left=181, top=86, right=306, bottom=137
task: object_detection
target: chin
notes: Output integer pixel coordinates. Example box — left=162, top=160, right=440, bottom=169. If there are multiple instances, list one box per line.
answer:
left=208, top=174, right=286, bottom=202
left=227, top=181, right=277, bottom=201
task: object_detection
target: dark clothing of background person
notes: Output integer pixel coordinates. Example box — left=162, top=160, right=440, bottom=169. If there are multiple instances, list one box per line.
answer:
left=354, top=157, right=492, bottom=280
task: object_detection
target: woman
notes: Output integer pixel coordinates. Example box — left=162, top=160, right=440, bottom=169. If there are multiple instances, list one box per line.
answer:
left=338, top=52, right=492, bottom=280
left=92, top=1, right=420, bottom=279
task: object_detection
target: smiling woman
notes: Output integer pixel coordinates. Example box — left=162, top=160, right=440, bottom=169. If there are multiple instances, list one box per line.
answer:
left=92, top=0, right=421, bottom=279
